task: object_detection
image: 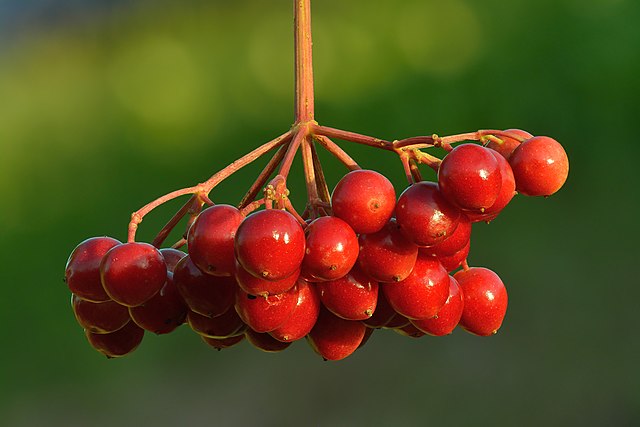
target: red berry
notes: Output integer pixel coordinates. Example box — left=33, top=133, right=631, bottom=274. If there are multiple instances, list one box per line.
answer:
left=129, top=273, right=188, bottom=334
left=317, top=266, right=378, bottom=320
left=235, top=209, right=305, bottom=281
left=466, top=149, right=516, bottom=222
left=438, top=144, right=502, bottom=211
left=270, top=279, right=320, bottom=342
left=395, top=182, right=461, bottom=247
left=357, top=219, right=419, bottom=283
left=245, top=329, right=292, bottom=353
left=382, top=255, right=449, bottom=320
left=486, top=129, right=532, bottom=160
left=509, top=136, right=569, bottom=196
left=331, top=169, right=396, bottom=234
left=411, top=276, right=464, bottom=336
left=100, top=242, right=167, bottom=307
left=65, top=237, right=121, bottom=302
left=71, top=294, right=130, bottom=334
left=173, top=255, right=236, bottom=318
left=187, top=307, right=246, bottom=339
left=363, top=291, right=397, bottom=328
left=201, top=334, right=244, bottom=350
left=423, top=214, right=471, bottom=257
left=301, top=216, right=359, bottom=281
left=234, top=285, right=299, bottom=333
left=433, top=240, right=470, bottom=272
left=307, top=307, right=366, bottom=361
left=159, top=248, right=187, bottom=273
left=85, top=321, right=144, bottom=358
left=454, top=267, right=508, bottom=336
left=235, top=262, right=299, bottom=297
left=187, top=204, right=244, bottom=276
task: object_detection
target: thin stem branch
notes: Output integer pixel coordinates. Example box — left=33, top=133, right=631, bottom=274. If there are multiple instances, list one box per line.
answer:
left=238, top=142, right=289, bottom=209
left=300, top=134, right=320, bottom=215
left=151, top=195, right=199, bottom=248
left=309, top=140, right=331, bottom=205
left=313, top=124, right=394, bottom=150
left=294, top=0, right=314, bottom=122
left=278, top=130, right=305, bottom=179
left=314, top=134, right=361, bottom=170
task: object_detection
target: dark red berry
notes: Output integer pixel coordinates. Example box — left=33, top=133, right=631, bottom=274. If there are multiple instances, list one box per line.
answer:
left=129, top=273, right=188, bottom=334
left=245, top=329, right=292, bottom=353
left=307, top=307, right=366, bottom=361
left=509, top=136, right=569, bottom=196
left=71, top=294, right=130, bottom=334
left=235, top=261, right=299, bottom=296
left=357, top=219, right=419, bottom=283
left=201, top=334, right=244, bottom=350
left=363, top=291, right=397, bottom=328
left=159, top=248, right=187, bottom=273
left=187, top=307, right=246, bottom=339
left=317, top=266, right=378, bottom=321
left=270, top=279, right=320, bottom=342
left=331, top=169, right=396, bottom=234
left=455, top=267, right=508, bottom=336
left=100, top=242, right=167, bottom=307
left=486, top=129, right=532, bottom=160
left=85, top=321, right=144, bottom=358
left=301, top=216, right=359, bottom=281
left=65, top=237, right=121, bottom=302
left=235, top=209, right=305, bottom=281
left=412, top=276, right=464, bottom=336
left=234, top=285, right=299, bottom=333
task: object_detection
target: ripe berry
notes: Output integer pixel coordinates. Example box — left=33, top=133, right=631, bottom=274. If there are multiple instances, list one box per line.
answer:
left=234, top=209, right=305, bottom=281
left=129, top=273, right=188, bottom=334
left=438, top=144, right=502, bottom=212
left=187, top=204, right=244, bottom=276
left=159, top=248, right=187, bottom=273
left=486, top=129, right=533, bottom=160
left=65, top=236, right=121, bottom=302
left=85, top=321, right=144, bottom=358
left=509, top=136, right=569, bottom=196
left=395, top=182, right=461, bottom=247
left=201, top=334, right=244, bottom=350
left=363, top=291, right=397, bottom=328
left=454, top=267, right=508, bottom=336
left=317, top=266, right=378, bottom=321
left=245, top=329, right=292, bottom=353
left=301, top=216, right=359, bottom=281
left=382, top=255, right=449, bottom=320
left=71, top=294, right=130, bottom=334
left=234, top=285, right=299, bottom=333
left=235, top=262, right=299, bottom=296
left=466, top=149, right=516, bottom=222
left=411, top=276, right=464, bottom=336
left=270, top=279, right=320, bottom=342
left=422, top=214, right=471, bottom=257
left=100, top=242, right=167, bottom=307
left=357, top=219, right=419, bottom=283
left=331, top=169, right=396, bottom=234
left=187, top=307, right=246, bottom=339
left=431, top=240, right=470, bottom=272
left=307, top=307, right=366, bottom=361
left=173, top=255, right=236, bottom=318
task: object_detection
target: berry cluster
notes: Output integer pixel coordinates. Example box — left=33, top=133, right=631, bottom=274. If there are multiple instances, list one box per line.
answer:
left=64, top=131, right=568, bottom=360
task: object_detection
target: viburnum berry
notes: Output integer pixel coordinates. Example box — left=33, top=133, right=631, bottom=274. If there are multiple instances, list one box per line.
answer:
left=65, top=236, right=121, bottom=302
left=187, top=307, right=247, bottom=339
left=270, top=279, right=320, bottom=342
left=307, top=307, right=366, bottom=361
left=486, top=129, right=533, bottom=160
left=71, top=294, right=130, bottom=334
left=235, top=262, right=299, bottom=296
left=411, top=275, right=464, bottom=336
left=234, top=285, right=299, bottom=333
left=159, top=248, right=187, bottom=273
left=129, top=273, right=188, bottom=334
left=509, top=136, right=569, bottom=196
left=85, top=321, right=144, bottom=358
left=245, top=329, right=292, bottom=353
left=317, top=266, right=378, bottom=321
left=455, top=267, right=508, bottom=336
left=362, top=291, right=397, bottom=329
left=465, top=149, right=516, bottom=223
left=422, top=214, right=471, bottom=257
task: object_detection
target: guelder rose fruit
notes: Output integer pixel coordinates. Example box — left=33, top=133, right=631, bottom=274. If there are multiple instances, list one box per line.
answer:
left=455, top=267, right=508, bottom=336
left=509, top=136, right=569, bottom=196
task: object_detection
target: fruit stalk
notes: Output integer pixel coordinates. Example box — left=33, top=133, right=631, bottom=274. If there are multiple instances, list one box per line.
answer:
left=294, top=0, right=315, bottom=123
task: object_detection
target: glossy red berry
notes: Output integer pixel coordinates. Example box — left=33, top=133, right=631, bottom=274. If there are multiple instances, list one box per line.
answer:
left=65, top=236, right=121, bottom=302
left=395, top=182, right=461, bottom=247
left=201, top=334, right=244, bottom=350
left=307, top=307, right=366, bottom=361
left=455, top=267, right=508, bottom=336
left=317, top=266, right=378, bottom=321
left=187, top=307, right=246, bottom=339
left=85, top=321, right=144, bottom=358
left=423, top=214, right=471, bottom=257
left=301, top=216, right=359, bottom=281
left=432, top=240, right=470, bottom=272
left=466, top=149, right=516, bottom=222
left=382, top=255, right=449, bottom=320
left=71, top=294, right=130, bottom=334
left=234, top=209, right=305, bottom=281
left=159, top=248, right=187, bottom=273
left=235, top=262, right=299, bottom=297
left=357, top=219, right=419, bottom=283
left=173, top=255, right=236, bottom=318
left=245, top=329, right=292, bottom=353
left=270, top=279, right=320, bottom=342
left=438, top=144, right=502, bottom=212
left=129, top=273, right=187, bottom=334
left=100, top=242, right=167, bottom=307
left=187, top=204, right=244, bottom=276
left=234, top=285, right=299, bottom=333
left=411, top=276, right=464, bottom=336
left=486, top=129, right=533, bottom=160
left=331, top=169, right=396, bottom=234
left=509, top=136, right=569, bottom=196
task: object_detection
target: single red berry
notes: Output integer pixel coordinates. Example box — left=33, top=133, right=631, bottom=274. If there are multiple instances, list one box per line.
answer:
left=187, top=307, right=246, bottom=339
left=187, top=204, right=244, bottom=276
left=159, top=248, right=187, bottom=273
left=301, top=216, right=359, bottom=281
left=412, top=275, right=464, bottom=336
left=236, top=261, right=299, bottom=296
left=486, top=129, right=533, bottom=160
left=201, top=334, right=244, bottom=350
left=454, top=267, right=508, bottom=336
left=307, top=307, right=366, bottom=361
left=235, top=209, right=305, bottom=281
left=270, top=279, right=320, bottom=342
left=382, top=255, right=449, bottom=320
left=509, top=136, right=569, bottom=196
left=430, top=240, right=470, bottom=272
left=423, top=214, right=471, bottom=257
left=395, top=182, right=462, bottom=247
left=317, top=266, right=378, bottom=321
left=234, top=285, right=299, bottom=333
left=466, top=149, right=516, bottom=222
left=173, top=255, right=236, bottom=318
left=363, top=291, right=397, bottom=328
left=100, top=242, right=167, bottom=307
left=394, top=323, right=426, bottom=338
left=85, top=321, right=144, bottom=358
left=129, top=273, right=188, bottom=334
left=331, top=169, right=396, bottom=234
left=65, top=236, right=121, bottom=302
left=357, top=219, right=419, bottom=283
left=71, top=294, right=130, bottom=334
left=438, top=144, right=503, bottom=212
left=245, top=329, right=292, bottom=353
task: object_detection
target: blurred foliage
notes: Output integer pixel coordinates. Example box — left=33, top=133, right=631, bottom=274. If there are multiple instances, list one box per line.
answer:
left=1, top=0, right=639, bottom=425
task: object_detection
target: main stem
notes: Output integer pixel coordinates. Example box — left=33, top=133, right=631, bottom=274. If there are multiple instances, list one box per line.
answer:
left=294, top=0, right=314, bottom=123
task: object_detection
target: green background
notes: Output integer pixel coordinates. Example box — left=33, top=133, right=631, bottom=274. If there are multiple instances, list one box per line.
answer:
left=1, top=0, right=638, bottom=425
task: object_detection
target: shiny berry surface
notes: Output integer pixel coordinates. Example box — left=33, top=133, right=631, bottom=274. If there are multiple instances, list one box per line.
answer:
left=129, top=273, right=188, bottom=334
left=509, top=136, right=569, bottom=196
left=466, top=149, right=516, bottom=222
left=85, top=321, right=144, bottom=358
left=412, top=275, right=464, bottom=336
left=307, top=307, right=366, bottom=361
left=423, top=214, right=471, bottom=257
left=187, top=307, right=246, bottom=339
left=234, top=285, right=299, bottom=333
left=455, top=267, right=508, bottom=336
left=301, top=216, right=359, bottom=281
left=65, top=236, right=121, bottom=302
left=235, top=262, right=299, bottom=296
left=72, top=294, right=130, bottom=334
left=270, top=279, right=320, bottom=342
left=159, top=248, right=187, bottom=273
left=317, top=266, right=378, bottom=320
left=486, top=129, right=532, bottom=160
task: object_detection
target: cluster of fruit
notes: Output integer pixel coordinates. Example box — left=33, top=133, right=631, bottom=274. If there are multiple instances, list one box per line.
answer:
left=64, top=132, right=568, bottom=360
